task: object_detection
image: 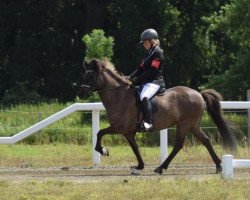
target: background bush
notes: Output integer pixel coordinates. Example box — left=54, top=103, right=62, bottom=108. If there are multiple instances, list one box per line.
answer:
left=82, top=29, right=114, bottom=61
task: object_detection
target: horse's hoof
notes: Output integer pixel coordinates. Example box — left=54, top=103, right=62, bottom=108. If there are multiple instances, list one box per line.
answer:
left=102, top=147, right=109, bottom=156
left=216, top=165, right=222, bottom=173
left=131, top=168, right=141, bottom=176
left=130, top=165, right=144, bottom=170
left=154, top=167, right=163, bottom=174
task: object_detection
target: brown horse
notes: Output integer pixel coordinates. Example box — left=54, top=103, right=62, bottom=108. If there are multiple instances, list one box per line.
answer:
left=79, top=59, right=237, bottom=174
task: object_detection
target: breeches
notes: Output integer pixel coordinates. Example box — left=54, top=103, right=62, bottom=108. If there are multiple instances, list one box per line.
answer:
left=140, top=83, right=160, bottom=101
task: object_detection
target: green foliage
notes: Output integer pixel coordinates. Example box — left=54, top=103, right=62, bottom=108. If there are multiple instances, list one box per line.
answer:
left=82, top=29, right=114, bottom=61
left=0, top=0, right=248, bottom=103
left=107, top=0, right=186, bottom=75
left=213, top=0, right=249, bottom=49
left=0, top=1, right=85, bottom=105
left=203, top=0, right=250, bottom=100
left=1, top=81, right=44, bottom=106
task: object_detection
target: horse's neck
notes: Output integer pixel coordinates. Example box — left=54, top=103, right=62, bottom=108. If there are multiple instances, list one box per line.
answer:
left=99, top=85, right=135, bottom=110
left=98, top=69, right=135, bottom=109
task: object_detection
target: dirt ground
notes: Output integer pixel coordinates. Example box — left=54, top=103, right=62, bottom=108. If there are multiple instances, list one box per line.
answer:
left=1, top=165, right=250, bottom=182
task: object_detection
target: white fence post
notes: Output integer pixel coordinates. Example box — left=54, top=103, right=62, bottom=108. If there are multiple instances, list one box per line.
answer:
left=222, top=155, right=234, bottom=179
left=160, top=129, right=168, bottom=164
left=92, top=110, right=100, bottom=166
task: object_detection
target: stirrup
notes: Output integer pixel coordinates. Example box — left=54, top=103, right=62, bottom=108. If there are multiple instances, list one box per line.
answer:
left=140, top=121, right=153, bottom=131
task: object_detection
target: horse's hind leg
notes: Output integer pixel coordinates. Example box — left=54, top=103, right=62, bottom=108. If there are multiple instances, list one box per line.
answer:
left=190, top=126, right=222, bottom=173
left=154, top=127, right=186, bottom=174
left=124, top=133, right=144, bottom=171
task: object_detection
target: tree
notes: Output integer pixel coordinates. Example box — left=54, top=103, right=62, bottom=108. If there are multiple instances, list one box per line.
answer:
left=1, top=0, right=247, bottom=105
left=163, top=0, right=232, bottom=89
left=204, top=0, right=250, bottom=100
left=106, top=0, right=231, bottom=90
left=0, top=0, right=86, bottom=105
left=82, top=29, right=114, bottom=61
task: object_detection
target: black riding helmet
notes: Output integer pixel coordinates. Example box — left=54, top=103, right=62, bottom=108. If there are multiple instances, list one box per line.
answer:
left=140, top=28, right=158, bottom=43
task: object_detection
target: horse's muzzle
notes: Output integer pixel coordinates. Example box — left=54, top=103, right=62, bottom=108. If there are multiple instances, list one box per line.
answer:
left=78, top=85, right=92, bottom=99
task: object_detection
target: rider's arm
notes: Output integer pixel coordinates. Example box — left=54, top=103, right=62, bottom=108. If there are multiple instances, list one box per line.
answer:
left=134, top=51, right=163, bottom=84
left=129, top=68, right=140, bottom=79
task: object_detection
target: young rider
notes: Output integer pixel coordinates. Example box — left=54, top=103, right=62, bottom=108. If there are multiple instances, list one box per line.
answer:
left=128, top=28, right=165, bottom=131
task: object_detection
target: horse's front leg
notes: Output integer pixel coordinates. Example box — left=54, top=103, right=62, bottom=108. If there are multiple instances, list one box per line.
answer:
left=95, top=126, right=113, bottom=156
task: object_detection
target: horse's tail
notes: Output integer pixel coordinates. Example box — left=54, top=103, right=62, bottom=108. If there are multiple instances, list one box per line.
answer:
left=201, top=89, right=237, bottom=151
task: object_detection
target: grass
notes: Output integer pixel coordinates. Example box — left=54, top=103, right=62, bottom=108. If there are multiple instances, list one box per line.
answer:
left=0, top=144, right=250, bottom=200
left=0, top=178, right=250, bottom=200
left=0, top=144, right=249, bottom=167
left=0, top=102, right=94, bottom=144
left=0, top=144, right=92, bottom=167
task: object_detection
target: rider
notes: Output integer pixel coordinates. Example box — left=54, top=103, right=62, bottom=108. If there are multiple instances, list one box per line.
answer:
left=128, top=28, right=165, bottom=131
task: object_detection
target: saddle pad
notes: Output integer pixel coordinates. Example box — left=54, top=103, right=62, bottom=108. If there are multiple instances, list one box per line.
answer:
left=150, top=96, right=158, bottom=113
left=134, top=88, right=163, bottom=113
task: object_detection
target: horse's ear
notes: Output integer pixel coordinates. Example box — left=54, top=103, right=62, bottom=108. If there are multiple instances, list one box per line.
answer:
left=89, top=58, right=101, bottom=72
left=82, top=60, right=89, bottom=73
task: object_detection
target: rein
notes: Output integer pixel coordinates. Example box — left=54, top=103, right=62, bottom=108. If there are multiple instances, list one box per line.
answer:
left=96, top=85, right=129, bottom=93
left=81, top=84, right=130, bottom=94
left=82, top=68, right=131, bottom=96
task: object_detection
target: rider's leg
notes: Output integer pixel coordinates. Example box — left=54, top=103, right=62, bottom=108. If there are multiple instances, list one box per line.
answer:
left=140, top=83, right=160, bottom=131
left=141, top=97, right=153, bottom=130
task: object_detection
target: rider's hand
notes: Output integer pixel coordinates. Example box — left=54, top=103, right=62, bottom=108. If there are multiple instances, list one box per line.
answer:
left=132, top=77, right=138, bottom=85
left=125, top=75, right=132, bottom=81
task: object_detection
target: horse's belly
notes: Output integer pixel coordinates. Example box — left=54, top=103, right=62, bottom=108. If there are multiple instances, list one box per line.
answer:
left=153, top=87, right=204, bottom=130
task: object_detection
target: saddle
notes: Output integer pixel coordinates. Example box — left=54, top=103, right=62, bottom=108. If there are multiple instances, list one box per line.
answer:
left=135, top=86, right=166, bottom=113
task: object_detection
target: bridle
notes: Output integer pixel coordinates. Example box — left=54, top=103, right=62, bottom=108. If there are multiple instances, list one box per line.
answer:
left=80, top=69, right=99, bottom=97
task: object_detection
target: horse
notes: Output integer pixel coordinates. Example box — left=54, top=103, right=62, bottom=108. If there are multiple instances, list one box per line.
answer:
left=78, top=58, right=237, bottom=175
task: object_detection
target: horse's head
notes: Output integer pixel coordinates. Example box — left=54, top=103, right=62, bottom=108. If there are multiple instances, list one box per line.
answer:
left=78, top=58, right=130, bottom=99
left=78, top=59, right=103, bottom=99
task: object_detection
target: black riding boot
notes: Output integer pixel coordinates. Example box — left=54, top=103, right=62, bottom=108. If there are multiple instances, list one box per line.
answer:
left=141, top=97, right=153, bottom=131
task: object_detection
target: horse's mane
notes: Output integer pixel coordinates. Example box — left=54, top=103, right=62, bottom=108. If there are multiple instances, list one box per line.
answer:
left=103, top=60, right=130, bottom=85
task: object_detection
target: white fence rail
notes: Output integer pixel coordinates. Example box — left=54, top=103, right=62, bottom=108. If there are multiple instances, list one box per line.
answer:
left=0, top=101, right=249, bottom=166
left=0, top=103, right=105, bottom=165
left=222, top=155, right=250, bottom=179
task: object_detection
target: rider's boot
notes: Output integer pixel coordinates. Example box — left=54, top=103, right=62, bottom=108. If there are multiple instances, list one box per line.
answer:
left=140, top=97, right=153, bottom=131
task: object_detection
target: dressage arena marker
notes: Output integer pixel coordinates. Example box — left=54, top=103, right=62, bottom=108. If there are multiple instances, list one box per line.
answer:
left=222, top=155, right=250, bottom=179
left=0, top=101, right=250, bottom=168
